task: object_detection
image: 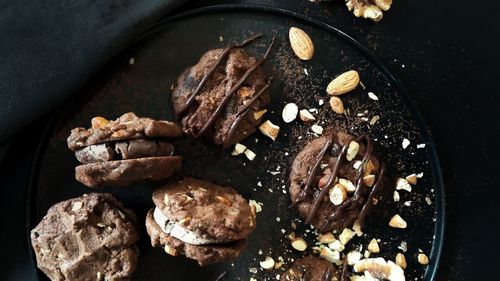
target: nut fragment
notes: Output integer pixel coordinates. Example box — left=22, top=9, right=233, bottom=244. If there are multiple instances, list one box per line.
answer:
left=249, top=200, right=262, bottom=213
left=363, top=5, right=384, bottom=21
left=395, top=253, right=407, bottom=269
left=282, top=103, right=299, bottom=123
left=346, top=141, right=360, bottom=161
left=418, top=253, right=429, bottom=265
left=164, top=244, right=178, bottom=256
left=289, top=27, right=314, bottom=60
left=253, top=109, right=267, bottom=120
left=259, top=120, right=280, bottom=141
left=238, top=86, right=253, bottom=98
left=215, top=195, right=232, bottom=207
left=363, top=175, right=375, bottom=186
left=369, top=115, right=380, bottom=125
left=260, top=256, right=275, bottom=270
left=374, top=0, right=392, bottom=11
left=71, top=201, right=84, bottom=211
left=319, top=232, right=336, bottom=244
left=339, top=178, right=356, bottom=193
left=347, top=251, right=362, bottom=265
left=396, top=178, right=412, bottom=192
left=91, top=116, right=109, bottom=128
left=393, top=191, right=400, bottom=202
left=231, top=143, right=247, bottom=156
left=405, top=174, right=417, bottom=185
left=368, top=239, right=380, bottom=253
left=299, top=109, right=316, bottom=122
left=291, top=237, right=308, bottom=251
left=353, top=258, right=405, bottom=281
left=329, top=184, right=347, bottom=206
left=367, top=92, right=379, bottom=101
left=326, top=70, right=360, bottom=96
left=329, top=96, right=345, bottom=114
left=244, top=149, right=256, bottom=161
left=389, top=214, right=407, bottom=229
left=320, top=247, right=340, bottom=263
left=352, top=220, right=363, bottom=236
left=96, top=272, right=103, bottom=281
left=339, top=228, right=356, bottom=245
left=111, top=129, right=127, bottom=138
left=402, top=138, right=410, bottom=149
left=311, top=125, right=324, bottom=135
left=328, top=240, right=345, bottom=252
left=178, top=216, right=192, bottom=225
left=318, top=174, right=330, bottom=189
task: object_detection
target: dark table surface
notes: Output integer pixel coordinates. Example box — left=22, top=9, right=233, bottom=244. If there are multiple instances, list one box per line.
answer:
left=1, top=0, right=499, bottom=280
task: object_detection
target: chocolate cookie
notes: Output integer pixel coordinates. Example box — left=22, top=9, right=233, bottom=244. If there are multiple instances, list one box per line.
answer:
left=30, top=193, right=139, bottom=281
left=145, top=178, right=256, bottom=266
left=280, top=256, right=339, bottom=281
left=67, top=112, right=182, bottom=187
left=171, top=34, right=274, bottom=148
left=289, top=130, right=384, bottom=232
left=76, top=156, right=181, bottom=187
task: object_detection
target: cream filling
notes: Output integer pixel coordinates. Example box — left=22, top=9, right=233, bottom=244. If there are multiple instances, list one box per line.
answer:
left=153, top=207, right=230, bottom=245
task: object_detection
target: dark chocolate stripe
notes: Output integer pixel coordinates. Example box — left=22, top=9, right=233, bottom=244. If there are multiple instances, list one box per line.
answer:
left=291, top=138, right=333, bottom=207
left=340, top=258, right=349, bottom=281
left=176, top=33, right=262, bottom=117
left=194, top=37, right=276, bottom=139
left=305, top=143, right=349, bottom=223
left=222, top=78, right=272, bottom=148
left=357, top=163, right=385, bottom=227
left=322, top=263, right=336, bottom=281
left=300, top=265, right=310, bottom=281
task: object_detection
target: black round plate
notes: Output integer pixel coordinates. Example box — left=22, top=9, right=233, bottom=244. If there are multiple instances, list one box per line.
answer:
left=28, top=5, right=444, bottom=281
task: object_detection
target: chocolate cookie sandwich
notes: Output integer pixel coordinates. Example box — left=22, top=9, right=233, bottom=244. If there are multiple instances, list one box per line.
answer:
left=145, top=177, right=256, bottom=266
left=171, top=34, right=274, bottom=148
left=280, top=256, right=339, bottom=281
left=289, top=129, right=384, bottom=232
left=67, top=112, right=183, bottom=187
left=30, top=193, right=139, bottom=281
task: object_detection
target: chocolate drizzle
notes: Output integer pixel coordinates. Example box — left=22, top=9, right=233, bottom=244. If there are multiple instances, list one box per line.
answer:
left=292, top=132, right=384, bottom=232
left=222, top=78, right=272, bottom=148
left=193, top=37, right=275, bottom=139
left=340, top=258, right=349, bottom=281
left=176, top=33, right=263, bottom=117
left=175, top=34, right=275, bottom=146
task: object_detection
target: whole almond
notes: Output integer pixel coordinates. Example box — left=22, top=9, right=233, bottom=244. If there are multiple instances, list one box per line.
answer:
left=289, top=27, right=314, bottom=60
left=329, top=96, right=345, bottom=114
left=326, top=70, right=360, bottom=96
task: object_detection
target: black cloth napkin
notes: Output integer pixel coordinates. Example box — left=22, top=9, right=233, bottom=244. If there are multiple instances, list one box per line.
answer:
left=0, top=0, right=187, bottom=141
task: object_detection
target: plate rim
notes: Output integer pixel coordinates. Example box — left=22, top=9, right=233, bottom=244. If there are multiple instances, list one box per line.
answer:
left=26, top=4, right=445, bottom=280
